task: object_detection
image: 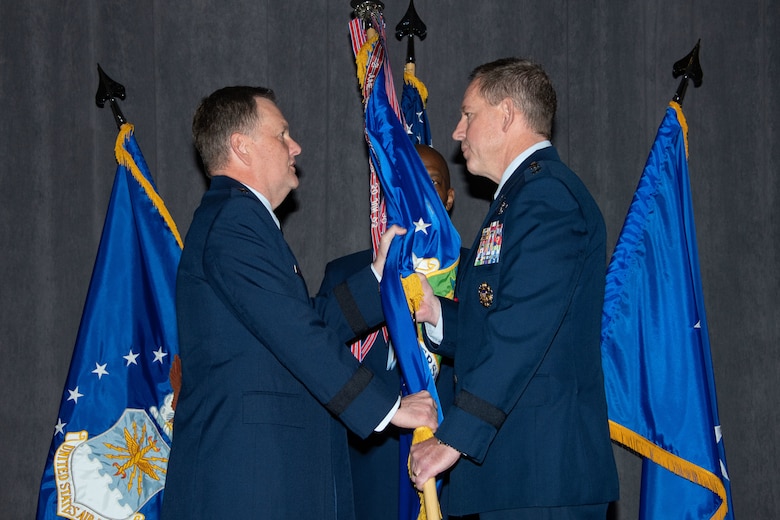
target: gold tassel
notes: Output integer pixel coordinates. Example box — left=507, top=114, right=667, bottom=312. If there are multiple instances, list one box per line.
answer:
left=401, top=272, right=424, bottom=315
left=355, top=34, right=379, bottom=91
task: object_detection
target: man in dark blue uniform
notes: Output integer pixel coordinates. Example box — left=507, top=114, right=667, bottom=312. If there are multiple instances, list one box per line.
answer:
left=410, top=58, right=619, bottom=519
left=162, top=86, right=438, bottom=520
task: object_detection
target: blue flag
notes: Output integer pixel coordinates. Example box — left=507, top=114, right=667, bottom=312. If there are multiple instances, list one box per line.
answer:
left=36, top=124, right=183, bottom=520
left=401, top=73, right=431, bottom=146
left=367, top=63, right=460, bottom=412
left=353, top=15, right=460, bottom=520
left=600, top=103, right=734, bottom=520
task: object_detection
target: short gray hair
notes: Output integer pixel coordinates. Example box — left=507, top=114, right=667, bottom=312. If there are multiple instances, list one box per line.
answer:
left=192, top=86, right=276, bottom=175
left=469, top=58, right=556, bottom=140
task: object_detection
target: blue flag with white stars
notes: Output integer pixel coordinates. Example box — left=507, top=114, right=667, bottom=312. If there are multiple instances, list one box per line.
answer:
left=36, top=124, right=182, bottom=520
left=600, top=103, right=734, bottom=520
left=401, top=78, right=431, bottom=146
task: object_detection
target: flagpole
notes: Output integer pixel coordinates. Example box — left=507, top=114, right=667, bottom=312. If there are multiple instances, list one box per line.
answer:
left=396, top=3, right=439, bottom=517
left=601, top=46, right=735, bottom=519
left=350, top=2, right=443, bottom=518
left=37, top=65, right=182, bottom=520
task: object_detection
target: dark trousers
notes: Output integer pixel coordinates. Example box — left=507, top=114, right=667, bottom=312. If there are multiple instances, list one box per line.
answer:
left=450, top=503, right=609, bottom=520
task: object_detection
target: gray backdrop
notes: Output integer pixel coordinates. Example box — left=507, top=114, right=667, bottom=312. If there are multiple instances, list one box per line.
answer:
left=1, top=0, right=777, bottom=518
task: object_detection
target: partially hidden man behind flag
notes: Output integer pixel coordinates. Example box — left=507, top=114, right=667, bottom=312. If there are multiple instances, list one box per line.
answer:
left=351, top=14, right=460, bottom=520
left=36, top=124, right=183, bottom=520
left=600, top=102, right=734, bottom=519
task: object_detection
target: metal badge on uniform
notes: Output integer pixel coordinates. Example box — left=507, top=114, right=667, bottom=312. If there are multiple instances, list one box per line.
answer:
left=497, top=199, right=509, bottom=215
left=478, top=282, right=494, bottom=307
left=474, top=220, right=503, bottom=266
left=293, top=264, right=303, bottom=278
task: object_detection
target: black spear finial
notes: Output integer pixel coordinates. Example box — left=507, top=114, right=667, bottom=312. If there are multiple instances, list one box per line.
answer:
left=395, top=0, right=427, bottom=65
left=672, top=40, right=703, bottom=105
left=95, top=64, right=127, bottom=128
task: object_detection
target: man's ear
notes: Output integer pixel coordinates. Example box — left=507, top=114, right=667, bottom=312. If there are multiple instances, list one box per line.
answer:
left=445, top=188, right=455, bottom=212
left=500, top=98, right=514, bottom=132
left=230, top=132, right=251, bottom=166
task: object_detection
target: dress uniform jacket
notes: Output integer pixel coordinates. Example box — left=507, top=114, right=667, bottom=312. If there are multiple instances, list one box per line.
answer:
left=430, top=147, right=619, bottom=515
left=161, top=176, right=400, bottom=520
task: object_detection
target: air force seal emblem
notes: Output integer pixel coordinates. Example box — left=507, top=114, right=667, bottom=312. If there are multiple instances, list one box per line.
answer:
left=54, top=409, right=170, bottom=520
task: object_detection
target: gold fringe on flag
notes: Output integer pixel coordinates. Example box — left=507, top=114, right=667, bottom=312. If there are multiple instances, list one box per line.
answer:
left=403, top=71, right=429, bottom=106
left=115, top=123, right=183, bottom=249
left=609, top=420, right=728, bottom=520
left=669, top=101, right=689, bottom=158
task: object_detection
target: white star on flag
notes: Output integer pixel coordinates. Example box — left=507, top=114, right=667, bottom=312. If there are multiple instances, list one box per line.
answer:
left=92, top=362, right=108, bottom=379
left=54, top=418, right=66, bottom=436
left=153, top=346, right=168, bottom=364
left=714, top=425, right=730, bottom=479
left=405, top=122, right=413, bottom=135
left=413, top=217, right=432, bottom=235
left=67, top=386, right=83, bottom=403
left=124, top=349, right=139, bottom=366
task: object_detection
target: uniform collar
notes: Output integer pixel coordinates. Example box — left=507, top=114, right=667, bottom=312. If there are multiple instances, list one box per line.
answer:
left=209, top=175, right=281, bottom=230
left=493, top=140, right=552, bottom=199
left=243, top=185, right=280, bottom=230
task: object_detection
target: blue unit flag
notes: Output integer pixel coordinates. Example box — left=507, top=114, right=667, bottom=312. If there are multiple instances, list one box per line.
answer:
left=351, top=14, right=460, bottom=519
left=601, top=103, right=734, bottom=520
left=36, top=124, right=183, bottom=520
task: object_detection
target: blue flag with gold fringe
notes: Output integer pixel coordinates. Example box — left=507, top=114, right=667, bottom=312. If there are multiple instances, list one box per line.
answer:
left=36, top=124, right=183, bottom=520
left=600, top=103, right=734, bottom=520
left=351, top=13, right=460, bottom=519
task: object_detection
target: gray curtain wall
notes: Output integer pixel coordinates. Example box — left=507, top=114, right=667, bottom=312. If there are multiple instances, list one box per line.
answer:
left=1, top=1, right=777, bottom=518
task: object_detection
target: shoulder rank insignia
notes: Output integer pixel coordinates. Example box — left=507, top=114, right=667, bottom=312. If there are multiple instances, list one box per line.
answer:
left=529, top=161, right=542, bottom=174
left=478, top=282, right=494, bottom=307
